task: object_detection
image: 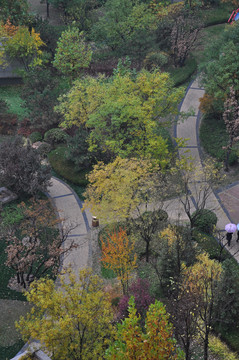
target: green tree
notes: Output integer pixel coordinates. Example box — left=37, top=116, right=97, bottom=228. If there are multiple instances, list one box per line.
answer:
left=91, top=0, right=157, bottom=56
left=0, top=0, right=29, bottom=25
left=57, top=70, right=184, bottom=161
left=106, top=296, right=184, bottom=359
left=200, top=24, right=239, bottom=103
left=53, top=27, right=92, bottom=79
left=47, top=0, right=99, bottom=28
left=16, top=268, right=114, bottom=360
left=21, top=68, right=67, bottom=130
left=182, top=253, right=223, bottom=360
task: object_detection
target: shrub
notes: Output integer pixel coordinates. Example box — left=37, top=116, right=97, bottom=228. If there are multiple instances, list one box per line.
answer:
left=143, top=51, right=169, bottom=70
left=209, top=334, right=239, bottom=360
left=48, top=146, right=88, bottom=186
left=192, top=209, right=217, bottom=234
left=0, top=99, right=9, bottom=114
left=170, top=57, right=197, bottom=86
left=29, top=131, right=42, bottom=143
left=44, top=128, right=68, bottom=147
left=37, top=142, right=51, bottom=158
left=117, top=278, right=155, bottom=321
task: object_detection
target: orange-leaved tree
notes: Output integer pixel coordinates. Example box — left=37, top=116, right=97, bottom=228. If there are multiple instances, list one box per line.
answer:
left=101, top=228, right=137, bottom=295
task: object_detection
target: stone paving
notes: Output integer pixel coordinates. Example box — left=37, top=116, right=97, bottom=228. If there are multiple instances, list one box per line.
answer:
left=47, top=177, right=93, bottom=274
left=176, top=76, right=239, bottom=262
left=216, top=182, right=239, bottom=225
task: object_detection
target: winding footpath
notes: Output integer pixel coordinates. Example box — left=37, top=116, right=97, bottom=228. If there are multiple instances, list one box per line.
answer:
left=12, top=75, right=239, bottom=359
left=176, top=76, right=239, bottom=262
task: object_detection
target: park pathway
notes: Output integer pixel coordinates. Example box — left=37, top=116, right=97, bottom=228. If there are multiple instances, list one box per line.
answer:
left=46, top=177, right=92, bottom=273
left=175, top=76, right=239, bottom=262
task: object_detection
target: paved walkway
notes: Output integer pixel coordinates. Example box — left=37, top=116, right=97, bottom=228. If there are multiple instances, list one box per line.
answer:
left=175, top=76, right=239, bottom=261
left=47, top=177, right=93, bottom=273
left=12, top=75, right=239, bottom=359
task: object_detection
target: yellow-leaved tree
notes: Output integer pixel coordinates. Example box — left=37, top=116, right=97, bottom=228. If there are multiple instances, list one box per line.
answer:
left=182, top=253, right=223, bottom=360
left=16, top=268, right=114, bottom=360
left=84, top=157, right=159, bottom=223
left=5, top=26, right=45, bottom=71
left=56, top=69, right=184, bottom=161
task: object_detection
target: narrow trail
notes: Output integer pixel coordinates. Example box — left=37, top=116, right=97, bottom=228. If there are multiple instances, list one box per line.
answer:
left=175, top=76, right=239, bottom=262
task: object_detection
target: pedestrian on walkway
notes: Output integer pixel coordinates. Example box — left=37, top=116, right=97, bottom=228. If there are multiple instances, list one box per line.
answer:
left=226, top=232, right=233, bottom=246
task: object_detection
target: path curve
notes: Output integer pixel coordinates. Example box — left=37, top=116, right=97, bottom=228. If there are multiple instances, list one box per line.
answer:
left=46, top=176, right=92, bottom=273
left=175, top=76, right=239, bottom=261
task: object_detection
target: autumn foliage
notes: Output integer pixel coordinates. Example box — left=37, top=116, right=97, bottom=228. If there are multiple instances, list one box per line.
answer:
left=4, top=199, right=76, bottom=288
left=101, top=228, right=137, bottom=294
left=106, top=296, right=184, bottom=360
left=16, top=268, right=114, bottom=360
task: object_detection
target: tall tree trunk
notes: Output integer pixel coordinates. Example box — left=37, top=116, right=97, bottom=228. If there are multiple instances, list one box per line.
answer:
left=204, top=328, right=209, bottom=360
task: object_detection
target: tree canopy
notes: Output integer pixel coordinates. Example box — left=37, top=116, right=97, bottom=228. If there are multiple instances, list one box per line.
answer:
left=106, top=296, right=184, bottom=359
left=53, top=27, right=92, bottom=79
left=16, top=268, right=114, bottom=360
left=57, top=70, right=184, bottom=161
left=0, top=137, right=51, bottom=196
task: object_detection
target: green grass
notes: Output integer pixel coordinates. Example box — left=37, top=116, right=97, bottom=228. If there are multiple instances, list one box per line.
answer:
left=169, top=57, right=197, bottom=87
left=191, top=23, right=226, bottom=64
left=199, top=115, right=238, bottom=164
left=0, top=339, right=25, bottom=360
left=0, top=85, right=28, bottom=118
left=201, top=4, right=232, bottom=27
left=0, top=237, right=26, bottom=301
left=48, top=145, right=90, bottom=199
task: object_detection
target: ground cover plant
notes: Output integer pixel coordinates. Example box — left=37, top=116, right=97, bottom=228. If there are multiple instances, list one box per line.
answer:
left=0, top=85, right=28, bottom=119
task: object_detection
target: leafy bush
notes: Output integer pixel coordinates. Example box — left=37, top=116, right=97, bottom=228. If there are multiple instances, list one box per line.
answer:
left=44, top=128, right=69, bottom=147
left=192, top=209, right=217, bottom=234
left=0, top=99, right=9, bottom=114
left=209, top=334, right=239, bottom=360
left=170, top=57, right=197, bottom=87
left=117, top=278, right=155, bottom=321
left=29, top=131, right=42, bottom=143
left=143, top=51, right=169, bottom=70
left=37, top=142, right=52, bottom=158
left=48, top=146, right=89, bottom=186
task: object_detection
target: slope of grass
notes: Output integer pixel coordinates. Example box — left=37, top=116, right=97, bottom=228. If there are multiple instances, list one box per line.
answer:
left=0, top=85, right=28, bottom=118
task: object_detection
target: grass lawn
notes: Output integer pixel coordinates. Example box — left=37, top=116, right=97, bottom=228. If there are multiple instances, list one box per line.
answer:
left=0, top=85, right=28, bottom=118
left=48, top=145, right=89, bottom=200
left=191, top=23, right=226, bottom=65
left=201, top=4, right=232, bottom=26
left=0, top=300, right=31, bottom=360
left=199, top=115, right=238, bottom=165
